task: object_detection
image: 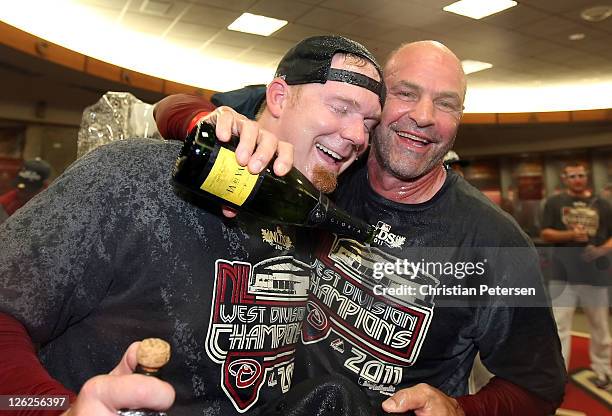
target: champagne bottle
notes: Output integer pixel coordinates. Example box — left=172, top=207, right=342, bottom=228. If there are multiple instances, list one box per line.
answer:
left=118, top=338, right=172, bottom=416
left=172, top=122, right=374, bottom=243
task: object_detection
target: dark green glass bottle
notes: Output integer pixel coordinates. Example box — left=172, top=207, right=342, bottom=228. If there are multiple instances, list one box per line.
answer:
left=117, top=338, right=171, bottom=416
left=172, top=122, right=374, bottom=243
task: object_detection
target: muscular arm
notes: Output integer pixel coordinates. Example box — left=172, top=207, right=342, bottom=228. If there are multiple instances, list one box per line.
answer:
left=0, top=312, right=77, bottom=415
left=456, top=377, right=556, bottom=416
left=384, top=377, right=556, bottom=416
left=153, top=94, right=215, bottom=140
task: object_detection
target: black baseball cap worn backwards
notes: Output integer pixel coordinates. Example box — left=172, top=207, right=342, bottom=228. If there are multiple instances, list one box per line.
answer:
left=274, top=35, right=386, bottom=107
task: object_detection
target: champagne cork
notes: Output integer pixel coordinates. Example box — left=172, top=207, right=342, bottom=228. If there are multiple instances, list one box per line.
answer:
left=136, top=338, right=171, bottom=373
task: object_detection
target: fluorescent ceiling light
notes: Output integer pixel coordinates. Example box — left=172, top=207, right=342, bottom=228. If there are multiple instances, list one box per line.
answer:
left=443, top=0, right=517, bottom=19
left=227, top=13, right=287, bottom=36
left=462, top=60, right=493, bottom=74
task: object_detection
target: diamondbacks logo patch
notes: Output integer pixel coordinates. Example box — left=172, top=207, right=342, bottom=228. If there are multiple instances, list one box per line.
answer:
left=205, top=256, right=309, bottom=412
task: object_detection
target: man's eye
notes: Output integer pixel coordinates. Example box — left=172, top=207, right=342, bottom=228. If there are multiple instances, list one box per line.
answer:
left=398, top=91, right=417, bottom=100
left=331, top=105, right=349, bottom=114
left=436, top=100, right=460, bottom=113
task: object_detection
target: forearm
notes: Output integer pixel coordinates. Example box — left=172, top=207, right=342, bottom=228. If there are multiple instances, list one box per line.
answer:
left=153, top=94, right=215, bottom=140
left=456, top=377, right=556, bottom=416
left=599, top=237, right=612, bottom=249
left=540, top=228, right=575, bottom=243
left=0, top=312, right=77, bottom=415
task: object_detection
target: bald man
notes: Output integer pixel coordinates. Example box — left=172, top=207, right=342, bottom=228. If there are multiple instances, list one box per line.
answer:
left=295, top=41, right=566, bottom=415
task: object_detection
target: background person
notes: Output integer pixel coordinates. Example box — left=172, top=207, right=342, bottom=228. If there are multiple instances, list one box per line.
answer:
left=442, top=149, right=469, bottom=177
left=0, top=158, right=51, bottom=224
left=540, top=162, right=612, bottom=388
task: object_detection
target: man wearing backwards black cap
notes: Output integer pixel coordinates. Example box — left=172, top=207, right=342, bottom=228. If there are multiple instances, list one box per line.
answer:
left=153, top=41, right=566, bottom=416
left=0, top=158, right=51, bottom=224
left=0, top=35, right=382, bottom=416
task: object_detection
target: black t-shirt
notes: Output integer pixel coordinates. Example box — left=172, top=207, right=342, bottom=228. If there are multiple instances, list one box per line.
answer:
left=541, top=193, right=612, bottom=285
left=295, top=167, right=566, bottom=407
left=0, top=139, right=311, bottom=415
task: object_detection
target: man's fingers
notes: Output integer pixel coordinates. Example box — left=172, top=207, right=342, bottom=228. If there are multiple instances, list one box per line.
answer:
left=79, top=374, right=175, bottom=413
left=109, top=342, right=140, bottom=376
left=273, top=141, right=293, bottom=176
left=382, top=384, right=433, bottom=413
left=202, top=106, right=287, bottom=175
left=383, top=386, right=423, bottom=412
left=222, top=206, right=238, bottom=218
left=245, top=130, right=279, bottom=174
left=213, top=109, right=237, bottom=142
left=234, top=120, right=261, bottom=168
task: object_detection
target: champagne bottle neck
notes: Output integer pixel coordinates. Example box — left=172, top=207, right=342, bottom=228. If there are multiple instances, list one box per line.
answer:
left=307, top=193, right=374, bottom=244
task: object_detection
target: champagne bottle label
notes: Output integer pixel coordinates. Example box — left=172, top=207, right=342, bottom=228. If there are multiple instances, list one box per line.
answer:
left=200, top=147, right=260, bottom=206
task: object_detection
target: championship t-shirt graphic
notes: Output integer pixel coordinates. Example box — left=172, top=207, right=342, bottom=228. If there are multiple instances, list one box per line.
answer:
left=303, top=233, right=438, bottom=395
left=205, top=256, right=309, bottom=412
left=561, top=201, right=599, bottom=237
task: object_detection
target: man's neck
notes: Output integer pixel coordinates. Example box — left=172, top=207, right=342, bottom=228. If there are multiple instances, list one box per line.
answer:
left=366, top=156, right=447, bottom=204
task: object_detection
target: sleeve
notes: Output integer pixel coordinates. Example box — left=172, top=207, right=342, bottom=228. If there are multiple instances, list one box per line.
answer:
left=0, top=312, right=77, bottom=415
left=456, top=377, right=556, bottom=416
left=602, top=199, right=612, bottom=239
left=540, top=197, right=557, bottom=230
left=154, top=94, right=215, bottom=140
left=473, top=245, right=567, bottom=407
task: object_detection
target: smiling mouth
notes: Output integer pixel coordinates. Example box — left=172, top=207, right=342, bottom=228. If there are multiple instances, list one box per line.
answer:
left=396, top=131, right=432, bottom=146
left=316, top=143, right=345, bottom=162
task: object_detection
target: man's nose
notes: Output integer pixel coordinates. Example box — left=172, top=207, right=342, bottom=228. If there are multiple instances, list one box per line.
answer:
left=410, top=98, right=435, bottom=127
left=341, top=120, right=368, bottom=149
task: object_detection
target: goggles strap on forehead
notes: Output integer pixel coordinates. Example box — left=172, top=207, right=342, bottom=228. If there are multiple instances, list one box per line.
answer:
left=327, top=68, right=385, bottom=106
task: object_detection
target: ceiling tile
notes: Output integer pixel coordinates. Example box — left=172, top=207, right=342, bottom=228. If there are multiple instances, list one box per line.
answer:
left=165, top=21, right=219, bottom=39
left=370, top=0, right=465, bottom=29
left=287, top=0, right=322, bottom=4
left=214, top=30, right=262, bottom=48
left=570, top=38, right=612, bottom=54
left=248, top=0, right=314, bottom=22
left=203, top=42, right=248, bottom=60
left=319, top=0, right=388, bottom=15
left=537, top=46, right=586, bottom=66
left=371, top=26, right=438, bottom=45
left=180, top=4, right=241, bottom=27
left=121, top=12, right=173, bottom=35
left=519, top=0, right=599, bottom=14
left=338, top=17, right=390, bottom=39
left=253, top=37, right=296, bottom=54
left=166, top=35, right=209, bottom=49
left=514, top=16, right=579, bottom=37
left=186, top=0, right=258, bottom=12
left=511, top=39, right=561, bottom=58
left=78, top=4, right=122, bottom=21
left=295, top=7, right=357, bottom=30
left=481, top=3, right=549, bottom=29
left=273, top=23, right=333, bottom=41
left=239, top=49, right=282, bottom=65
left=78, top=0, right=128, bottom=9
left=446, top=22, right=533, bottom=52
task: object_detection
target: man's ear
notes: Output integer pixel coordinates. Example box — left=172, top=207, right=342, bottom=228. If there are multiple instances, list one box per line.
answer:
left=266, top=78, right=290, bottom=118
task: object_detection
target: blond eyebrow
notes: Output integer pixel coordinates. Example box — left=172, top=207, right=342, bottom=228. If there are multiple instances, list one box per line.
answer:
left=332, top=95, right=361, bottom=110
left=336, top=95, right=382, bottom=120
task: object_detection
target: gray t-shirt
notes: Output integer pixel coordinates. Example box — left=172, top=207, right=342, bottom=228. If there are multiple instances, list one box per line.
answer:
left=0, top=139, right=310, bottom=415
